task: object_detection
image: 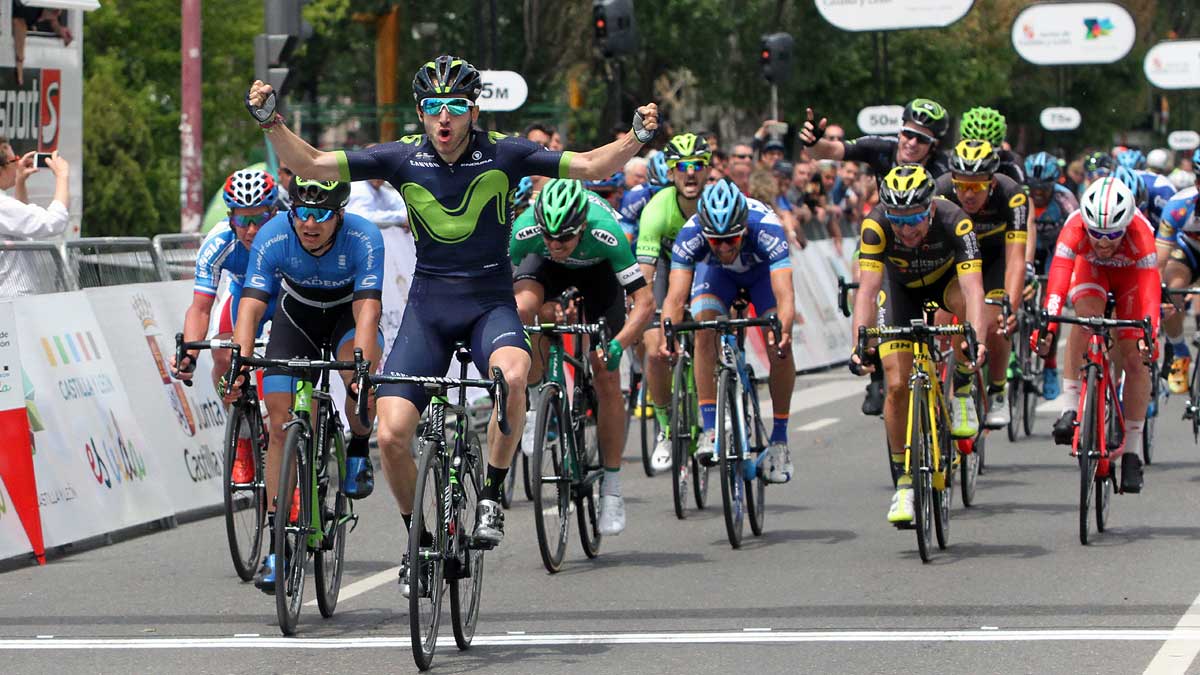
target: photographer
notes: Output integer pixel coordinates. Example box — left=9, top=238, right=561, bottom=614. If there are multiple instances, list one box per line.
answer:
left=0, top=141, right=70, bottom=240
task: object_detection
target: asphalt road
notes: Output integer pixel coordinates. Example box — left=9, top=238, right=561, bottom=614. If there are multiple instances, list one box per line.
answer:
left=5, top=370, right=1200, bottom=674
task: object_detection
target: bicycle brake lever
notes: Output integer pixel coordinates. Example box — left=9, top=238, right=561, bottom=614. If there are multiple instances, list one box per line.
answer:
left=353, top=348, right=371, bottom=428
left=174, top=333, right=195, bottom=387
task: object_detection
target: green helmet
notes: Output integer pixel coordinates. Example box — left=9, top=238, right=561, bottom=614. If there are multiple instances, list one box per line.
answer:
left=902, top=98, right=950, bottom=140
left=663, top=133, right=712, bottom=164
left=960, top=106, right=1007, bottom=148
left=289, top=177, right=350, bottom=210
left=534, top=179, right=588, bottom=238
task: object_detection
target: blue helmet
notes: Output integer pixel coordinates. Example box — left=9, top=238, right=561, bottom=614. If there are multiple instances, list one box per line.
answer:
left=1113, top=165, right=1148, bottom=211
left=1117, top=149, right=1147, bottom=171
left=513, top=176, right=534, bottom=209
left=584, top=172, right=624, bottom=194
left=697, top=178, right=749, bottom=237
left=648, top=153, right=669, bottom=187
left=1193, top=148, right=1200, bottom=175
left=1024, top=152, right=1060, bottom=186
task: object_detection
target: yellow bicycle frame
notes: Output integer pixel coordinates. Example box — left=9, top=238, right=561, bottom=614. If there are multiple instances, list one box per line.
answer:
left=901, top=338, right=950, bottom=491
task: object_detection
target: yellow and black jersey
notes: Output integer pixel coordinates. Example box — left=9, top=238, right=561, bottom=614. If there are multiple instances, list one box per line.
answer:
left=934, top=173, right=1028, bottom=256
left=858, top=200, right=982, bottom=290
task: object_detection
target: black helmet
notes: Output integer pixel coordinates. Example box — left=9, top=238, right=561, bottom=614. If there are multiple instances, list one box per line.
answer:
left=902, top=98, right=950, bottom=140
left=289, top=177, right=351, bottom=210
left=412, top=55, right=484, bottom=102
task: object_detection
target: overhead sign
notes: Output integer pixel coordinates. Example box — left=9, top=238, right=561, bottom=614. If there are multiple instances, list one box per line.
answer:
left=857, top=105, right=904, bottom=136
left=1040, top=107, right=1082, bottom=132
left=815, top=0, right=973, bottom=32
left=1168, top=130, right=1200, bottom=152
left=477, top=70, right=528, bottom=112
left=1144, top=40, right=1200, bottom=90
left=1012, top=2, right=1135, bottom=65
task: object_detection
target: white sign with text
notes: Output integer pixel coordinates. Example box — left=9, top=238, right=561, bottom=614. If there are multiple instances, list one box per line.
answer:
left=477, top=71, right=529, bottom=112
left=857, top=105, right=904, bottom=135
left=1040, top=107, right=1082, bottom=131
left=1144, top=40, right=1200, bottom=90
left=815, top=0, right=973, bottom=32
left=1012, top=2, right=1135, bottom=65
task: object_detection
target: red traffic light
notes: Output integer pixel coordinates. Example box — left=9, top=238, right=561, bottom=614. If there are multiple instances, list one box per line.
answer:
left=596, top=18, right=606, bottom=28
left=761, top=50, right=770, bottom=60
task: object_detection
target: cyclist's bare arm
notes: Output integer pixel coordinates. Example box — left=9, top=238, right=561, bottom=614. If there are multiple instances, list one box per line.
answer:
left=851, top=265, right=883, bottom=339
left=566, top=104, right=659, bottom=181
left=769, top=268, right=795, bottom=351
left=174, top=292, right=217, bottom=378
left=247, top=80, right=341, bottom=181
left=615, top=285, right=655, bottom=349
left=799, top=108, right=846, bottom=161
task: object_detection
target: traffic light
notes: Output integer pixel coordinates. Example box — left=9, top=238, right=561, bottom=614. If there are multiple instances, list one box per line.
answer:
left=760, top=32, right=794, bottom=84
left=593, top=0, right=637, bottom=57
left=255, top=0, right=310, bottom=97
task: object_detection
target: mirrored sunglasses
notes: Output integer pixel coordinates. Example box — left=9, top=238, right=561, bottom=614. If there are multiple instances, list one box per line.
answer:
left=885, top=208, right=931, bottom=227
left=420, top=97, right=474, bottom=116
left=292, top=206, right=336, bottom=223
left=900, top=128, right=936, bottom=145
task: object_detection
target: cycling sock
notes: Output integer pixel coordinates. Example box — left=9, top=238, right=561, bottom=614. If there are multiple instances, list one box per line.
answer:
left=700, top=401, right=716, bottom=431
left=989, top=378, right=1006, bottom=394
left=654, top=404, right=670, bottom=430
left=953, top=362, right=973, bottom=395
left=1045, top=354, right=1057, bottom=369
left=1061, top=379, right=1081, bottom=412
left=601, top=468, right=621, bottom=497
left=481, top=464, right=509, bottom=503
left=1124, top=419, right=1144, bottom=457
left=1171, top=340, right=1189, bottom=358
left=770, top=415, right=788, bottom=445
left=348, top=433, right=370, bottom=458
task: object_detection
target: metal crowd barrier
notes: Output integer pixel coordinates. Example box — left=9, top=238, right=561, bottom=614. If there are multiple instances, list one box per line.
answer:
left=0, top=240, right=77, bottom=299
left=152, top=233, right=204, bottom=281
left=65, top=237, right=163, bottom=289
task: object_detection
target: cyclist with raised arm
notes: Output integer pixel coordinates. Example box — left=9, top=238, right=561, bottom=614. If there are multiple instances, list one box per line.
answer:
left=511, top=179, right=654, bottom=535
left=800, top=98, right=952, bottom=416
left=1155, top=149, right=1200, bottom=394
left=1026, top=151, right=1079, bottom=400
left=847, top=165, right=986, bottom=525
left=935, top=140, right=1029, bottom=430
left=660, top=178, right=796, bottom=482
left=224, top=178, right=385, bottom=592
left=172, top=169, right=281, bottom=485
left=1036, top=177, right=1159, bottom=493
left=244, top=55, right=658, bottom=591
left=637, top=133, right=711, bottom=472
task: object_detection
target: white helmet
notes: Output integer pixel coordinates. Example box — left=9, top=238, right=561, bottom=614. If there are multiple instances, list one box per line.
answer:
left=1080, top=177, right=1136, bottom=233
left=1146, top=148, right=1170, bottom=172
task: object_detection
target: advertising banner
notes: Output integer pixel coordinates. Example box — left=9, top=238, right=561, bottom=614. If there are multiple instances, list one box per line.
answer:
left=478, top=71, right=529, bottom=112
left=815, top=0, right=973, bottom=32
left=1011, top=2, right=1135, bottom=65
left=13, top=292, right=173, bottom=548
left=1144, top=40, right=1200, bottom=90
left=86, top=282, right=229, bottom=514
left=0, top=301, right=39, bottom=561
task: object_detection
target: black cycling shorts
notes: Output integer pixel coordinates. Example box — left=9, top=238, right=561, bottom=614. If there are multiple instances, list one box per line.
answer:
left=514, top=256, right=627, bottom=335
left=261, top=294, right=378, bottom=395
left=879, top=272, right=953, bottom=350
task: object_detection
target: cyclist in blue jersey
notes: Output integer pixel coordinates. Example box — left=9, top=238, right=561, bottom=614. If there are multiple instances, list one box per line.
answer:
left=244, top=55, right=658, bottom=571
left=1155, top=149, right=1200, bottom=395
left=618, top=152, right=669, bottom=247
left=224, top=178, right=385, bottom=593
left=661, top=178, right=796, bottom=483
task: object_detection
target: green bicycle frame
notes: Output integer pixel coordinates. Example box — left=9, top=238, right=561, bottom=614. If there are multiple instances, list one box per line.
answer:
left=291, top=378, right=348, bottom=549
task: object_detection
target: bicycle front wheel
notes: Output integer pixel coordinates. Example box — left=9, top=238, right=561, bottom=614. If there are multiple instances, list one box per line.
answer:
left=409, top=440, right=446, bottom=671
left=716, top=369, right=745, bottom=549
left=670, top=356, right=692, bottom=519
left=910, top=385, right=935, bottom=563
left=640, top=382, right=660, bottom=477
left=450, top=435, right=485, bottom=650
left=576, top=410, right=603, bottom=559
left=531, top=388, right=569, bottom=573
left=275, top=424, right=309, bottom=636
left=314, top=424, right=347, bottom=619
left=1143, top=362, right=1158, bottom=466
left=933, top=405, right=953, bottom=550
left=744, top=376, right=766, bottom=537
left=223, top=404, right=265, bottom=582
left=1078, top=368, right=1099, bottom=546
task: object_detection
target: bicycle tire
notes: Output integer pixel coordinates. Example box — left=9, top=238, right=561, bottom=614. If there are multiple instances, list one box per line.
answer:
left=409, top=439, right=446, bottom=671
left=450, top=434, right=485, bottom=650
left=973, top=369, right=988, bottom=474
left=688, top=352, right=710, bottom=509
left=1142, top=362, right=1157, bottom=466
left=1190, top=350, right=1200, bottom=444
left=1078, top=367, right=1099, bottom=546
left=522, top=452, right=533, bottom=501
left=911, top=382, right=935, bottom=563
left=576, top=402, right=603, bottom=559
left=640, top=381, right=658, bottom=477
left=275, top=424, right=309, bottom=636
left=500, top=455, right=516, bottom=509
left=959, top=437, right=980, bottom=508
left=1022, top=376, right=1038, bottom=437
left=531, top=387, right=569, bottom=573
left=716, top=369, right=745, bottom=549
left=314, top=423, right=347, bottom=619
left=744, top=375, right=766, bottom=537
left=222, top=404, right=265, bottom=582
left=934, top=403, right=953, bottom=550
left=671, top=355, right=692, bottom=519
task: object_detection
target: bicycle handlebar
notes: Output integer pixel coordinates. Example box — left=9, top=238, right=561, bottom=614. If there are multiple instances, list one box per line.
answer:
left=174, top=333, right=266, bottom=388
left=364, top=366, right=510, bottom=435
left=857, top=321, right=980, bottom=368
left=837, top=277, right=859, bottom=318
left=662, top=314, right=782, bottom=357
left=1038, top=310, right=1153, bottom=342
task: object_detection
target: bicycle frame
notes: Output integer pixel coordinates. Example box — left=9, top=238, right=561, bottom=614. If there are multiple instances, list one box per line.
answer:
left=286, top=375, right=350, bottom=549
left=533, top=322, right=606, bottom=490
left=903, top=336, right=950, bottom=487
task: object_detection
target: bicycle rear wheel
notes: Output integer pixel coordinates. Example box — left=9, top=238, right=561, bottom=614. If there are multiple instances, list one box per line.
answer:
left=671, top=356, right=692, bottom=519
left=450, top=435, right=485, bottom=650
left=934, top=405, right=953, bottom=550
left=223, top=405, right=265, bottom=582
left=745, top=377, right=767, bottom=537
left=531, top=388, right=569, bottom=573
left=409, top=440, right=446, bottom=671
left=314, top=424, right=347, bottom=619
left=911, top=384, right=935, bottom=563
left=1143, top=362, right=1158, bottom=465
left=640, top=382, right=660, bottom=477
left=275, top=424, right=309, bottom=636
left=717, top=369, right=745, bottom=549
left=1078, top=368, right=1099, bottom=546
left=576, top=409, right=603, bottom=559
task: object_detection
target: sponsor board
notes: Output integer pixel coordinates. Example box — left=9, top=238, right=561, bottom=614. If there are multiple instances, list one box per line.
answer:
left=857, top=105, right=904, bottom=136
left=816, top=0, right=973, bottom=32
left=1040, top=107, right=1083, bottom=131
left=1012, top=2, right=1135, bottom=65
left=477, top=70, right=529, bottom=112
left=1144, top=40, right=1200, bottom=90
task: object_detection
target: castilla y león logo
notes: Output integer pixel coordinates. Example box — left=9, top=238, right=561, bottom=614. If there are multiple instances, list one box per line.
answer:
left=1083, top=17, right=1114, bottom=40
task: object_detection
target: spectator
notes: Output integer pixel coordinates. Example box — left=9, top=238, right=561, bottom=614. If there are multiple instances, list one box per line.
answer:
left=549, top=131, right=564, bottom=151
left=1064, top=158, right=1085, bottom=196
left=710, top=149, right=729, bottom=173
left=0, top=141, right=70, bottom=239
left=12, top=2, right=72, bottom=86
left=346, top=179, right=409, bottom=230
left=786, top=160, right=818, bottom=211
left=728, top=161, right=753, bottom=194
left=707, top=165, right=726, bottom=185
left=749, top=167, right=804, bottom=251
left=624, top=156, right=649, bottom=188
left=524, top=123, right=553, bottom=148
left=730, top=143, right=755, bottom=170
left=823, top=124, right=846, bottom=143
left=701, top=129, right=720, bottom=153
left=759, top=140, right=786, bottom=170
left=274, top=163, right=294, bottom=208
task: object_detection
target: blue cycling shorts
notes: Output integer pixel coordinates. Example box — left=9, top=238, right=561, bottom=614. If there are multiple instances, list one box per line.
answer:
left=689, top=263, right=778, bottom=317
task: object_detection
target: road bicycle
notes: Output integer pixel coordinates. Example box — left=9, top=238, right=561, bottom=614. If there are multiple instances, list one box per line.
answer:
left=1008, top=272, right=1047, bottom=441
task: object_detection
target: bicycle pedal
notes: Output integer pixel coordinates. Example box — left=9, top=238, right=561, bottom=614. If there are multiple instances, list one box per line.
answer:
left=468, top=536, right=496, bottom=551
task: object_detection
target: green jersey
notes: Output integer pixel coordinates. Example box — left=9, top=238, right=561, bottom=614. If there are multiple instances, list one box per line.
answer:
left=635, top=186, right=690, bottom=265
left=511, top=191, right=646, bottom=291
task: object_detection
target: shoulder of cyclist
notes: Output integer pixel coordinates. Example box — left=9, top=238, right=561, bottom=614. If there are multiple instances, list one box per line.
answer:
left=193, top=222, right=241, bottom=295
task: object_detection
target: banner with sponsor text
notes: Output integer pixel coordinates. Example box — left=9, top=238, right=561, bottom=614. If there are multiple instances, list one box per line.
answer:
left=0, top=301, right=38, bottom=561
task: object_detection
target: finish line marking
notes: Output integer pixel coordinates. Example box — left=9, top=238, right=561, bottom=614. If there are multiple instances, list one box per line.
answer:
left=304, top=566, right=400, bottom=608
left=1144, top=590, right=1200, bottom=674
left=0, top=629, right=1194, bottom=650
left=796, top=418, right=838, bottom=432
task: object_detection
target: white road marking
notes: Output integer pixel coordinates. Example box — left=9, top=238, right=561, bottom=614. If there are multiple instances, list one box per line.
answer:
left=789, top=380, right=864, bottom=416
left=303, top=566, right=400, bottom=608
left=1143, top=592, right=1200, bottom=674
left=233, top=634, right=259, bottom=638
left=795, top=417, right=838, bottom=432
left=3, top=629, right=1198, bottom=650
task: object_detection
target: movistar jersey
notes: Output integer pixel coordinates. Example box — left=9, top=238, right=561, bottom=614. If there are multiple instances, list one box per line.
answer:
left=636, top=186, right=691, bottom=264
left=510, top=191, right=646, bottom=292
left=1140, top=170, right=1176, bottom=225
left=1158, top=186, right=1200, bottom=250
left=670, top=198, right=791, bottom=274
left=194, top=221, right=250, bottom=296
left=933, top=173, right=1028, bottom=257
left=858, top=201, right=981, bottom=289
left=337, top=130, right=572, bottom=280
left=242, top=211, right=385, bottom=306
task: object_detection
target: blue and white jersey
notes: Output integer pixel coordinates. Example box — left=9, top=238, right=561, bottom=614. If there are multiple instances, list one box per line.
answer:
left=1140, top=170, right=1176, bottom=225
left=193, top=222, right=250, bottom=297
left=242, top=211, right=385, bottom=306
left=1158, top=186, right=1200, bottom=251
left=670, top=198, right=791, bottom=275
left=618, top=183, right=664, bottom=246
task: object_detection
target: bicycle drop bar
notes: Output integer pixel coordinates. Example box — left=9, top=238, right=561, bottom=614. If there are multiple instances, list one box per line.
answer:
left=1038, top=310, right=1153, bottom=342
left=1162, top=284, right=1200, bottom=310
left=364, top=366, right=510, bottom=435
left=984, top=294, right=1013, bottom=335
left=173, top=333, right=267, bottom=388
left=857, top=321, right=980, bottom=367
left=837, top=277, right=859, bottom=318
left=225, top=343, right=364, bottom=398
left=662, top=314, right=782, bottom=356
